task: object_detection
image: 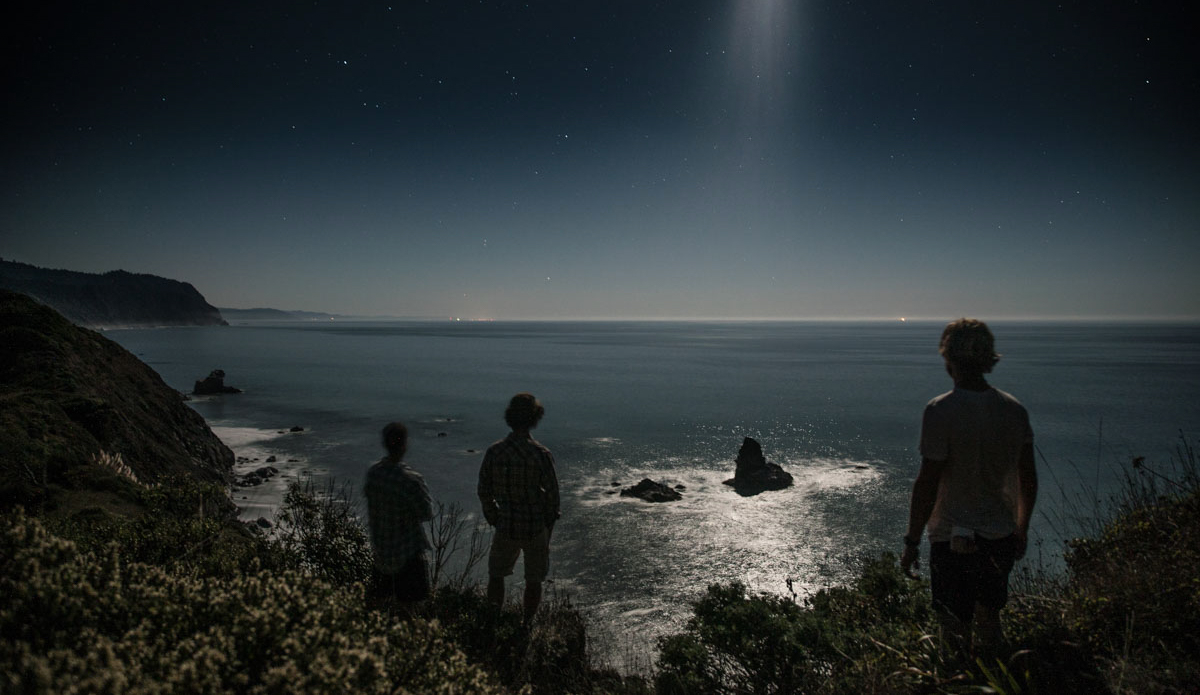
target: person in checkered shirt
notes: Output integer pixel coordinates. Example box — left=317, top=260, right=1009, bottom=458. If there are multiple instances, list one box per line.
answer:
left=365, top=421, right=433, bottom=607
left=478, top=393, right=560, bottom=621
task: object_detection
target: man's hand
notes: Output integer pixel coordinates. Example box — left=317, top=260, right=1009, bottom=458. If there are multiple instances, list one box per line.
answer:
left=1013, top=528, right=1028, bottom=561
left=900, top=544, right=920, bottom=577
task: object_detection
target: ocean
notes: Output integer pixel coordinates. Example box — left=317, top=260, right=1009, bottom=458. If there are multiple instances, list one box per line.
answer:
left=107, top=320, right=1200, bottom=664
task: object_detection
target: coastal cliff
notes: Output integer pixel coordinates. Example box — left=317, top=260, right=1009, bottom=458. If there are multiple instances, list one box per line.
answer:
left=0, top=258, right=226, bottom=328
left=0, top=290, right=234, bottom=512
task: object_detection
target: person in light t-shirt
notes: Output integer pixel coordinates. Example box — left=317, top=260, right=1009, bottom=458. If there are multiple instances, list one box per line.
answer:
left=901, top=318, right=1038, bottom=654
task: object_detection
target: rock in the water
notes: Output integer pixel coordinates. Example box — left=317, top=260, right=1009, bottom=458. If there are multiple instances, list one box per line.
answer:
left=723, top=437, right=794, bottom=496
left=235, top=465, right=279, bottom=488
left=620, top=478, right=683, bottom=503
left=192, top=369, right=242, bottom=395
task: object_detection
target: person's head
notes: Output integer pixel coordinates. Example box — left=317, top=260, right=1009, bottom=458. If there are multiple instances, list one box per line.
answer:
left=504, top=392, right=544, bottom=431
left=939, top=318, right=1000, bottom=376
left=381, top=421, right=408, bottom=458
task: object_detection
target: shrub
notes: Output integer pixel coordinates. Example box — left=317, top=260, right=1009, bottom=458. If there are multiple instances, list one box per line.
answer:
left=0, top=510, right=504, bottom=694
left=44, top=473, right=265, bottom=579
left=272, top=475, right=374, bottom=586
left=656, top=554, right=939, bottom=695
left=1057, top=445, right=1200, bottom=693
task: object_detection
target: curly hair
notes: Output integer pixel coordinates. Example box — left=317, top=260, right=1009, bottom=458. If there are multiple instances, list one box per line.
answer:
left=939, top=318, right=1000, bottom=374
left=504, top=393, right=545, bottom=430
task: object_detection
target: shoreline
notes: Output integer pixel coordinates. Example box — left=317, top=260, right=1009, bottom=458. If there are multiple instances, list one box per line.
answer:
left=213, top=426, right=312, bottom=525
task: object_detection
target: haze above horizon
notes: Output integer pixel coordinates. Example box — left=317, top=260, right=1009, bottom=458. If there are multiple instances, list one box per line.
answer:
left=4, top=1, right=1197, bottom=320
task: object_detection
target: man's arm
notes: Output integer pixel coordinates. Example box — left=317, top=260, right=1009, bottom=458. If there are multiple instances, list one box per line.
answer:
left=543, top=451, right=560, bottom=528
left=1014, top=442, right=1037, bottom=558
left=416, top=476, right=433, bottom=523
left=477, top=451, right=500, bottom=526
left=900, top=457, right=945, bottom=573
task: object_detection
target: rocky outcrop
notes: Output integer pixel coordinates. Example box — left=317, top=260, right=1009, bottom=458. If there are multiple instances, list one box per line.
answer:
left=0, top=259, right=227, bottom=328
left=723, top=437, right=794, bottom=496
left=0, top=290, right=235, bottom=512
left=236, top=465, right=279, bottom=487
left=620, top=478, right=683, bottom=503
left=193, top=369, right=243, bottom=395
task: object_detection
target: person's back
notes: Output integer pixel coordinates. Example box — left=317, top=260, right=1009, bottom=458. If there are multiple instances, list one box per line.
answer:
left=922, top=386, right=1030, bottom=542
left=365, top=458, right=431, bottom=572
left=365, top=422, right=433, bottom=606
left=479, top=431, right=558, bottom=540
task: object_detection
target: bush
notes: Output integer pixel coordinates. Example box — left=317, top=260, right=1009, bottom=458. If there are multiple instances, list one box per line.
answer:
left=45, top=473, right=265, bottom=579
left=1056, top=445, right=1200, bottom=693
left=656, top=554, right=939, bottom=695
left=0, top=510, right=504, bottom=694
left=272, top=475, right=374, bottom=586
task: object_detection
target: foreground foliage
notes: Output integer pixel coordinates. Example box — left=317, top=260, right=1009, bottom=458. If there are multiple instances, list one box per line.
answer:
left=5, top=435, right=1197, bottom=694
left=0, top=509, right=503, bottom=694
left=657, top=443, right=1200, bottom=694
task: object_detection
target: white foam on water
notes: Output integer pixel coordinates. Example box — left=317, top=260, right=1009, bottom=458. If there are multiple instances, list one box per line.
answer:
left=212, top=426, right=313, bottom=524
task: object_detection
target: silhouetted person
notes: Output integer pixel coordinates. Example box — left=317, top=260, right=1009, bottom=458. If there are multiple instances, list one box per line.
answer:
left=901, top=318, right=1038, bottom=654
left=478, top=393, right=560, bottom=622
left=365, top=422, right=433, bottom=610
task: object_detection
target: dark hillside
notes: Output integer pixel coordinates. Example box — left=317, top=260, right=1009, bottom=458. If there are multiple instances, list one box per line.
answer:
left=0, top=290, right=234, bottom=513
left=0, top=259, right=226, bottom=327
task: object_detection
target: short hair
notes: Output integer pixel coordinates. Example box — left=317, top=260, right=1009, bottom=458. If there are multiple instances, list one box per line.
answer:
left=504, top=393, right=544, bottom=430
left=939, top=318, right=1000, bottom=374
left=381, top=421, right=408, bottom=456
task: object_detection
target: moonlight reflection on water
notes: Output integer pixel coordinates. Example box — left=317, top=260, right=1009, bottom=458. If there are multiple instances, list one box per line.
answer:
left=553, top=447, right=886, bottom=667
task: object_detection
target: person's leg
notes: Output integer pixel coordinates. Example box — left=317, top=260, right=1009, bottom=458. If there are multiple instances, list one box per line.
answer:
left=523, top=581, right=542, bottom=622
left=973, top=604, right=1003, bottom=655
left=521, top=527, right=551, bottom=622
left=487, top=534, right=520, bottom=608
left=929, top=541, right=979, bottom=656
left=973, top=535, right=1019, bottom=656
left=487, top=577, right=506, bottom=606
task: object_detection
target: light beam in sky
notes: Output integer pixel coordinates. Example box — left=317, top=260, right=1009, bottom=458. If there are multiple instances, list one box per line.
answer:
left=727, top=0, right=801, bottom=141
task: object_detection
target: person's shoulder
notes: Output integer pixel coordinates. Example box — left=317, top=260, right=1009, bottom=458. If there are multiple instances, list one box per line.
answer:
left=398, top=462, right=425, bottom=478
left=365, top=456, right=390, bottom=478
left=924, top=389, right=955, bottom=409
left=991, top=387, right=1029, bottom=413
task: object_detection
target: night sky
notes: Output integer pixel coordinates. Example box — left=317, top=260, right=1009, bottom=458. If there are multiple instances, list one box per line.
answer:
left=4, top=1, right=1198, bottom=319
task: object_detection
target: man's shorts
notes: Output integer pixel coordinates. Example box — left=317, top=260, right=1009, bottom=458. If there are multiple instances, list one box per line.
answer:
left=371, top=552, right=431, bottom=602
left=488, top=526, right=551, bottom=582
left=929, top=533, right=1019, bottom=625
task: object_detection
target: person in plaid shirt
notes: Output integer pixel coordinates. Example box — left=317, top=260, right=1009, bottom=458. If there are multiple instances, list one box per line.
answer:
left=478, top=393, right=560, bottom=621
left=365, top=421, right=433, bottom=606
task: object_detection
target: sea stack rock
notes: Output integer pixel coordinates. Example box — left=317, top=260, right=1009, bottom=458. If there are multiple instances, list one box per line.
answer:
left=192, top=369, right=243, bottom=395
left=723, top=437, right=794, bottom=496
left=620, top=478, right=683, bottom=503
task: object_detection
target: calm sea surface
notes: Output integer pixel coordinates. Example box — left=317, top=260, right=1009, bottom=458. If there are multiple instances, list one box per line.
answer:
left=108, top=320, right=1200, bottom=664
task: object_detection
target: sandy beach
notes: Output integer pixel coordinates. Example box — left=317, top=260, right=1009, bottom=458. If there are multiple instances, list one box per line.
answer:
left=213, top=426, right=316, bottom=525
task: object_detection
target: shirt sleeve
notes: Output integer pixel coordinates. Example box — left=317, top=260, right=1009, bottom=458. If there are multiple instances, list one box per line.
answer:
left=477, top=449, right=500, bottom=524
left=414, top=475, right=433, bottom=522
left=919, top=401, right=949, bottom=462
left=542, top=449, right=560, bottom=523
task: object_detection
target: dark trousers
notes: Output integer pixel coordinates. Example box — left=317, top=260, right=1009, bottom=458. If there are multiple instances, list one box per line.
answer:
left=370, top=553, right=431, bottom=603
left=929, top=534, right=1019, bottom=625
